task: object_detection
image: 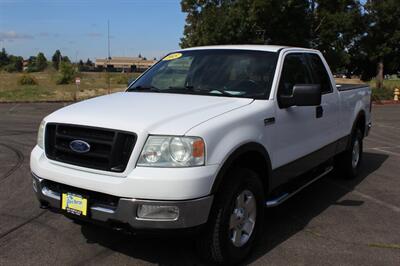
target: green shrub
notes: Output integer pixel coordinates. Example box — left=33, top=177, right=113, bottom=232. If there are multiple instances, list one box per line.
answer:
left=371, top=87, right=395, bottom=101
left=56, top=61, right=76, bottom=84
left=18, top=74, right=38, bottom=85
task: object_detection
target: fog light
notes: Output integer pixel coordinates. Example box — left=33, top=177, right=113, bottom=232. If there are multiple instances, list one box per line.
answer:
left=137, top=204, right=179, bottom=220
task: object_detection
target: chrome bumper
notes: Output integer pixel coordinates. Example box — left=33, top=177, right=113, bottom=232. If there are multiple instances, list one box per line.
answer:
left=32, top=173, right=213, bottom=229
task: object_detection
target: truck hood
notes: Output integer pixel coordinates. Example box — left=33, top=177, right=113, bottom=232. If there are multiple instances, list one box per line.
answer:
left=45, top=92, right=253, bottom=135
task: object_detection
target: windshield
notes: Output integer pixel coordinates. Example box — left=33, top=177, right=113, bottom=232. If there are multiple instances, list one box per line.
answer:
left=127, top=49, right=278, bottom=99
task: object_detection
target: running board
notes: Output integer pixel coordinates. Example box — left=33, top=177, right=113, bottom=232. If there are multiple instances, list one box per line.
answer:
left=266, top=166, right=334, bottom=208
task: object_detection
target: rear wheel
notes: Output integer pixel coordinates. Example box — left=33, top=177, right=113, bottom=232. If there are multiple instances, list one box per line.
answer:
left=196, top=168, right=264, bottom=265
left=335, top=128, right=363, bottom=179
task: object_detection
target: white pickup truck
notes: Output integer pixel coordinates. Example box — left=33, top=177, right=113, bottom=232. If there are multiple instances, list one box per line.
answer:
left=31, top=45, right=371, bottom=264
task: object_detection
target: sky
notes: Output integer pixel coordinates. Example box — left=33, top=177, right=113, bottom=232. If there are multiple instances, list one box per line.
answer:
left=0, top=0, right=186, bottom=61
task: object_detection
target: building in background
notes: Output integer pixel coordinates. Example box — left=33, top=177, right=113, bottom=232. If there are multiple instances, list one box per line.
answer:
left=95, top=57, right=156, bottom=72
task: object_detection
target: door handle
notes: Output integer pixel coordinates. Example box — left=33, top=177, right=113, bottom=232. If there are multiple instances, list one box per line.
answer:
left=316, top=106, right=323, bottom=118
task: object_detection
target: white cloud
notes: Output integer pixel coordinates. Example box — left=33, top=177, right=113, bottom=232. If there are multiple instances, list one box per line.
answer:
left=0, top=31, right=34, bottom=41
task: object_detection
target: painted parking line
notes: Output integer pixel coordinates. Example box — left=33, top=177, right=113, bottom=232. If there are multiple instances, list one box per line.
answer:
left=7, top=104, right=20, bottom=113
left=371, top=148, right=400, bottom=157
left=366, top=145, right=400, bottom=150
left=327, top=180, right=400, bottom=213
left=373, top=123, right=400, bottom=131
left=365, top=137, right=395, bottom=147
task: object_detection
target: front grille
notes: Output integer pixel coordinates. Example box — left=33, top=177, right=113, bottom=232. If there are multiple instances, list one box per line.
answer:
left=45, top=123, right=136, bottom=172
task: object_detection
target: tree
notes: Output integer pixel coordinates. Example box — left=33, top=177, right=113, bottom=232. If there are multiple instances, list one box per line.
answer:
left=310, top=0, right=364, bottom=74
left=56, top=61, right=76, bottom=84
left=52, top=50, right=62, bottom=70
left=78, top=59, right=84, bottom=71
left=62, top=56, right=71, bottom=63
left=180, top=0, right=311, bottom=48
left=179, top=0, right=400, bottom=81
left=36, top=52, right=47, bottom=71
left=4, top=55, right=23, bottom=72
left=85, top=58, right=94, bottom=67
left=26, top=56, right=37, bottom=72
left=357, top=0, right=400, bottom=82
left=0, top=48, right=10, bottom=67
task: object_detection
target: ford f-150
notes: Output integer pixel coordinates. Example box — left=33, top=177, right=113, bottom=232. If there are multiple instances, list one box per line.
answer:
left=31, top=45, right=372, bottom=264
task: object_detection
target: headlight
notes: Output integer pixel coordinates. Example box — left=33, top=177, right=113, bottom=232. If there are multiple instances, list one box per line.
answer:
left=37, top=120, right=45, bottom=149
left=137, top=136, right=205, bottom=167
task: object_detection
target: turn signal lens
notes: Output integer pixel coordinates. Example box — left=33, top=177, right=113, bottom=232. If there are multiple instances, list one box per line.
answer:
left=192, top=139, right=205, bottom=158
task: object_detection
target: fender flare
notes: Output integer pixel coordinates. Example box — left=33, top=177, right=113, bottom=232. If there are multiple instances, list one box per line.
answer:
left=210, top=142, right=272, bottom=194
left=347, top=110, right=366, bottom=148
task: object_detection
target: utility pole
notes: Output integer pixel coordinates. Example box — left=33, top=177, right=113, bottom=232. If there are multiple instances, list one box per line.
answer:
left=108, top=20, right=111, bottom=60
left=107, top=19, right=111, bottom=94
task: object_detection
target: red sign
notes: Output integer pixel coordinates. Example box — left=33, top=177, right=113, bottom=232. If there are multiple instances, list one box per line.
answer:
left=75, top=77, right=81, bottom=85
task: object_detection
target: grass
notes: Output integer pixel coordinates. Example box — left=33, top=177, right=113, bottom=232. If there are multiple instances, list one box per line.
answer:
left=0, top=71, right=140, bottom=102
left=369, top=79, right=400, bottom=102
left=0, top=72, right=398, bottom=102
left=368, top=243, right=400, bottom=250
left=336, top=78, right=400, bottom=101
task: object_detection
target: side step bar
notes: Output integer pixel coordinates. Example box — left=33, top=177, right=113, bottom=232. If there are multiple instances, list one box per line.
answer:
left=266, top=166, right=334, bottom=208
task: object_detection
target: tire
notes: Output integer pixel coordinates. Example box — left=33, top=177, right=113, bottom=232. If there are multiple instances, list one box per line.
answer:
left=196, top=168, right=265, bottom=265
left=335, top=128, right=363, bottom=179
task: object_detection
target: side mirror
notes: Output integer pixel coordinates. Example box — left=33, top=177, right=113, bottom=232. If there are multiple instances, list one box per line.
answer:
left=279, top=84, right=321, bottom=108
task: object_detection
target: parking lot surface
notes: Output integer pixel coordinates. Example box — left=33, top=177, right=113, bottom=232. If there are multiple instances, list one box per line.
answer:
left=0, top=103, right=399, bottom=265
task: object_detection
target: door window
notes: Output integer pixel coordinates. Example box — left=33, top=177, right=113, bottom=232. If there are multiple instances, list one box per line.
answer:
left=306, top=54, right=333, bottom=94
left=278, top=53, right=313, bottom=96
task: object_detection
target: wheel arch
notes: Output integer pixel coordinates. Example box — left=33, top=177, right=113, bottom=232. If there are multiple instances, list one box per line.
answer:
left=347, top=110, right=366, bottom=149
left=210, top=142, right=272, bottom=197
left=352, top=110, right=366, bottom=137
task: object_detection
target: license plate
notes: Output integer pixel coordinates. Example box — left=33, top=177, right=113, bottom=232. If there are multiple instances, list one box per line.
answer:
left=61, top=192, right=88, bottom=216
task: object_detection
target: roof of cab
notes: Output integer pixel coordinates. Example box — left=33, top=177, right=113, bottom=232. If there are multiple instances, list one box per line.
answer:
left=178, top=44, right=316, bottom=53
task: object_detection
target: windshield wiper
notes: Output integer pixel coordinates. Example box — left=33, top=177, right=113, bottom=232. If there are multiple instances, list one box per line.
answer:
left=201, top=88, right=234, bottom=97
left=128, top=85, right=161, bottom=92
left=168, top=85, right=194, bottom=91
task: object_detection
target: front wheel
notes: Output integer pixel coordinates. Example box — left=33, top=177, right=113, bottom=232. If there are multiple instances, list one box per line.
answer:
left=196, top=168, right=264, bottom=265
left=335, top=128, right=363, bottom=179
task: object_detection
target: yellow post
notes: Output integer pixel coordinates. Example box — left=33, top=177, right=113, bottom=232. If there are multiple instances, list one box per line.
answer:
left=394, top=88, right=399, bottom=101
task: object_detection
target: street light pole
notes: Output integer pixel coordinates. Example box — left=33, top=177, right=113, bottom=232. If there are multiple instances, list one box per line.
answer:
left=107, top=19, right=111, bottom=94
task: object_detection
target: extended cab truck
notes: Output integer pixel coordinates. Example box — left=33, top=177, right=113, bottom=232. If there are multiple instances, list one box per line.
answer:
left=31, top=45, right=371, bottom=264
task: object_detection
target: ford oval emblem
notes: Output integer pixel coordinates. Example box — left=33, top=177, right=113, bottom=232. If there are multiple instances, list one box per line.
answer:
left=69, top=140, right=90, bottom=153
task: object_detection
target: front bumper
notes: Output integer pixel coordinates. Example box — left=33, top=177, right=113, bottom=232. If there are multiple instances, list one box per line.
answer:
left=32, top=173, right=213, bottom=229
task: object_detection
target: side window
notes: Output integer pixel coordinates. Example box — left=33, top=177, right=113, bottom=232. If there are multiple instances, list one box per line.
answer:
left=307, top=54, right=332, bottom=94
left=278, top=53, right=312, bottom=96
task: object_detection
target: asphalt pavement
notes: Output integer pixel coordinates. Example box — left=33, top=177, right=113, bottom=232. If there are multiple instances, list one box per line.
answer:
left=0, top=102, right=399, bottom=265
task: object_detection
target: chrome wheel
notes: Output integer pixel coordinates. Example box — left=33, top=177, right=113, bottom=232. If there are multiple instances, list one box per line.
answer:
left=229, top=190, right=257, bottom=247
left=352, top=139, right=360, bottom=168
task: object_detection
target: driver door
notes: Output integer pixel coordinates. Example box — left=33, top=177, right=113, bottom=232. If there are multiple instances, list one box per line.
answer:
left=271, top=53, right=325, bottom=185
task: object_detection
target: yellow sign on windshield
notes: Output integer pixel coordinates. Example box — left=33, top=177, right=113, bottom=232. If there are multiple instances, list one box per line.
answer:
left=162, top=53, right=182, bottom=61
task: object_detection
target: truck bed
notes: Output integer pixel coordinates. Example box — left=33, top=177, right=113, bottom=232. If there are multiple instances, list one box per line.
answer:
left=336, top=83, right=368, bottom=91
